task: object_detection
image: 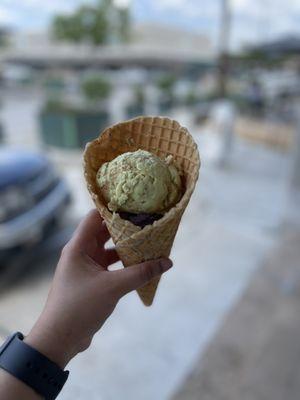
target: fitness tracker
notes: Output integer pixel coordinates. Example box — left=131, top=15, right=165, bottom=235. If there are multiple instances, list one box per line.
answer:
left=0, top=332, right=69, bottom=400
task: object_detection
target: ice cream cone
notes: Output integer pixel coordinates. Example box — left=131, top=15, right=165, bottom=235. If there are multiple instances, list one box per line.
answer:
left=83, top=116, right=200, bottom=306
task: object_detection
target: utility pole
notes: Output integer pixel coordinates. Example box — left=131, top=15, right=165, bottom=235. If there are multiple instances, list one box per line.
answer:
left=285, top=100, right=300, bottom=227
left=217, top=0, right=231, bottom=98
left=216, top=0, right=235, bottom=168
left=291, top=101, right=300, bottom=189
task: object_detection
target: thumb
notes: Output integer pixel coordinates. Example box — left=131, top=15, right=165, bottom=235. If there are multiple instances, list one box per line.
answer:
left=110, top=258, right=173, bottom=297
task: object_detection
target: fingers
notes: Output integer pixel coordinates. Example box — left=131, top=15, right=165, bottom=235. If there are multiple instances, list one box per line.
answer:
left=97, top=223, right=111, bottom=245
left=104, top=248, right=120, bottom=267
left=93, top=248, right=120, bottom=268
left=70, top=209, right=109, bottom=250
left=109, top=258, right=173, bottom=297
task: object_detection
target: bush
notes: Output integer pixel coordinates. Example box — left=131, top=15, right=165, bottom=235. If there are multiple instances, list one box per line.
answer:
left=42, top=98, right=70, bottom=113
left=82, top=76, right=111, bottom=103
left=132, top=84, right=145, bottom=105
left=185, top=89, right=198, bottom=105
left=156, top=74, right=176, bottom=95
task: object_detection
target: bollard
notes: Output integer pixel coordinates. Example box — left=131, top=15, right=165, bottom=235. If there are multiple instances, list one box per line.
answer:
left=212, top=100, right=236, bottom=168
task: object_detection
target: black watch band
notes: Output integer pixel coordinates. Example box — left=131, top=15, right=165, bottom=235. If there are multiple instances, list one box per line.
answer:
left=0, top=332, right=69, bottom=400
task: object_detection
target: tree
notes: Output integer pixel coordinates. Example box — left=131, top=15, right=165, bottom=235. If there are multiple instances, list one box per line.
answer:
left=118, top=7, right=130, bottom=42
left=52, top=0, right=130, bottom=45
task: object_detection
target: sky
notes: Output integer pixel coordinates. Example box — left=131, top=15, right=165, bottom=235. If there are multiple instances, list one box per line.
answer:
left=1, top=0, right=300, bottom=50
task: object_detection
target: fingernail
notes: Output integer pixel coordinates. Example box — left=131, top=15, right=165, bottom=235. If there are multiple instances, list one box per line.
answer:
left=159, top=258, right=173, bottom=272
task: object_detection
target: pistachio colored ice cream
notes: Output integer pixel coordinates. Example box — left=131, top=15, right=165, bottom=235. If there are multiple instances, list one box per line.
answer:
left=96, top=149, right=182, bottom=214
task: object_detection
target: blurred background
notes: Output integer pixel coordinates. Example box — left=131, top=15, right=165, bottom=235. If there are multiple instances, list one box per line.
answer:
left=0, top=0, right=300, bottom=399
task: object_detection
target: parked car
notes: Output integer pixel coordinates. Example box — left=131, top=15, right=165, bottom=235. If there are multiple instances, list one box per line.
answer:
left=0, top=148, right=72, bottom=289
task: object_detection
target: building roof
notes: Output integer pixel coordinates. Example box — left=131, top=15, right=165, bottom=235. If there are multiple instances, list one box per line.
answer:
left=1, top=23, right=214, bottom=69
left=132, top=22, right=213, bottom=56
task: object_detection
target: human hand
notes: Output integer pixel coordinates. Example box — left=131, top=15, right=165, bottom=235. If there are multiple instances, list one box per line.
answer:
left=25, top=210, right=173, bottom=368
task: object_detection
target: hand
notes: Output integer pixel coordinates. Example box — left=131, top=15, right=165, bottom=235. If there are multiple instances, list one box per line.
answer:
left=25, top=210, right=173, bottom=368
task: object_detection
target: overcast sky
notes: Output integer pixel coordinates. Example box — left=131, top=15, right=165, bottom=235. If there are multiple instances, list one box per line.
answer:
left=1, top=0, right=300, bottom=50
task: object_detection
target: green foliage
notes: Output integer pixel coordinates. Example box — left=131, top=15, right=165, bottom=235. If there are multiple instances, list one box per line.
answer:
left=201, top=91, right=219, bottom=102
left=132, top=84, right=145, bottom=105
left=230, top=49, right=295, bottom=69
left=52, top=0, right=130, bottom=45
left=185, top=89, right=198, bottom=105
left=82, top=75, right=111, bottom=102
left=156, top=74, right=176, bottom=94
left=0, top=28, right=8, bottom=48
left=118, top=7, right=130, bottom=42
left=41, top=75, right=111, bottom=113
left=53, top=5, right=108, bottom=44
left=43, top=77, right=65, bottom=91
left=198, top=90, right=251, bottom=112
left=42, top=98, right=71, bottom=113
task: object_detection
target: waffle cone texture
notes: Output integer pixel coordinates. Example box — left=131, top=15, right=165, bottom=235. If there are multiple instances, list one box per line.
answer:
left=83, top=116, right=200, bottom=306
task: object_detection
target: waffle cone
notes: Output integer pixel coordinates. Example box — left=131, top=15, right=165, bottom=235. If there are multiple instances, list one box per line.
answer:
left=83, top=116, right=200, bottom=306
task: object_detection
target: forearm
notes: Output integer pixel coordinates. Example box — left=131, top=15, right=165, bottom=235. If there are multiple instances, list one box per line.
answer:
left=0, top=369, right=42, bottom=400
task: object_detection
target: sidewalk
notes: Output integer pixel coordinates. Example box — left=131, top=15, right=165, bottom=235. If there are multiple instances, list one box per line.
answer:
left=172, top=225, right=300, bottom=400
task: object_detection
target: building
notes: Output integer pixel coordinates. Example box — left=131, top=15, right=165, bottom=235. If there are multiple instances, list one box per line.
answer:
left=0, top=23, right=214, bottom=72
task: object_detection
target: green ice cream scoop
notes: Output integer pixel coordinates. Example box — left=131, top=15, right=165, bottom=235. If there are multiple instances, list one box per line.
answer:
left=96, top=149, right=182, bottom=213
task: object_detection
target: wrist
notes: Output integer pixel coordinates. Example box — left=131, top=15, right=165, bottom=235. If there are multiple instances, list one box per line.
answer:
left=25, top=318, right=75, bottom=369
